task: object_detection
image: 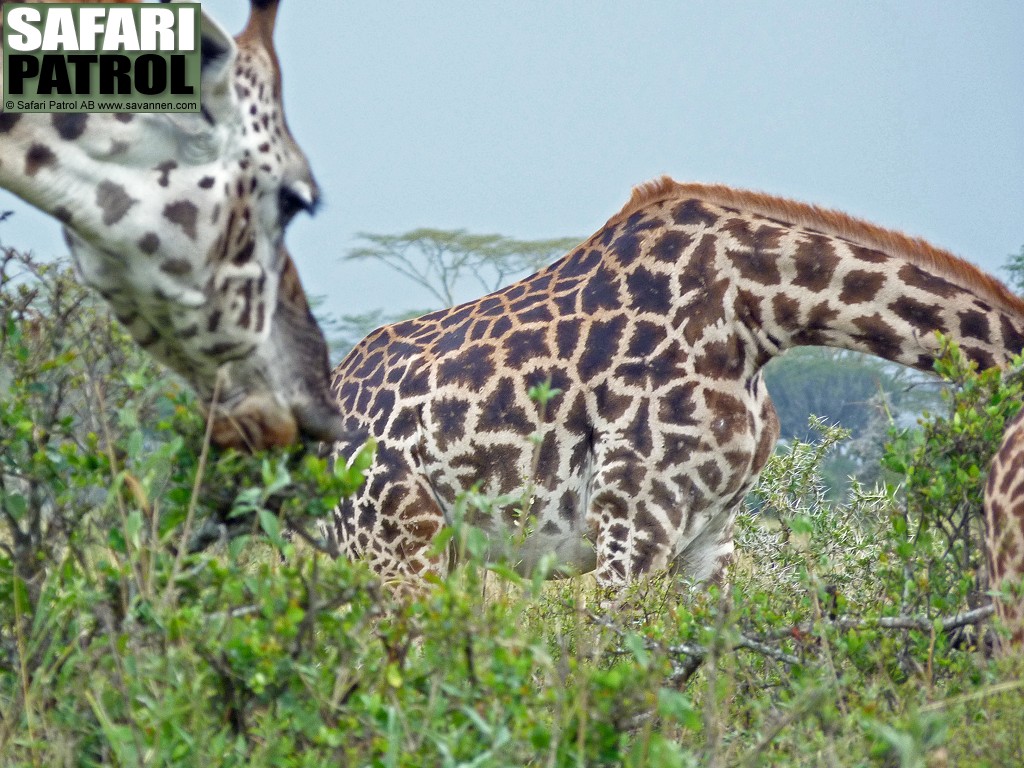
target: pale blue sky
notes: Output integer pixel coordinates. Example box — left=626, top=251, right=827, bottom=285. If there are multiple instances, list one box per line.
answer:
left=3, top=1, right=1022, bottom=336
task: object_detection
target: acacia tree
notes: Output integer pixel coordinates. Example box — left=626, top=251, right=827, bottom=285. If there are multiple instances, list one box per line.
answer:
left=320, top=228, right=580, bottom=357
left=346, top=228, right=580, bottom=309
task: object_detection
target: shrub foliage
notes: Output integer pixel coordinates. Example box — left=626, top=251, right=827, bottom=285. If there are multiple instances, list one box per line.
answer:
left=1, top=249, right=1022, bottom=767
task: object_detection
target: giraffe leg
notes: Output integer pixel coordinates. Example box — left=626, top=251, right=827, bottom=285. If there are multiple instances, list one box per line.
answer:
left=672, top=505, right=738, bottom=586
left=588, top=489, right=739, bottom=613
left=586, top=447, right=678, bottom=588
left=585, top=439, right=748, bottom=590
left=589, top=498, right=674, bottom=587
left=334, top=445, right=451, bottom=590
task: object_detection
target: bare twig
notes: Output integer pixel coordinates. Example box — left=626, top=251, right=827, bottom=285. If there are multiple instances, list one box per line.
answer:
left=920, top=679, right=1024, bottom=713
left=163, top=372, right=221, bottom=607
left=586, top=600, right=996, bottom=689
left=767, top=604, right=996, bottom=639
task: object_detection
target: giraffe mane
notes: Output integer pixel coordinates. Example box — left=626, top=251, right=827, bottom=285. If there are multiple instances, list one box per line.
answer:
left=608, top=175, right=1024, bottom=318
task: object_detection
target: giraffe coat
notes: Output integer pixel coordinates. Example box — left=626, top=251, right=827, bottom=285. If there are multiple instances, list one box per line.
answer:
left=329, top=178, right=1024, bottom=591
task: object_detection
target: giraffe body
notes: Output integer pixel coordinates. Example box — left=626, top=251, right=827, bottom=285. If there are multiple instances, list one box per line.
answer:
left=0, top=1, right=344, bottom=450
left=329, top=178, right=1024, bottom=588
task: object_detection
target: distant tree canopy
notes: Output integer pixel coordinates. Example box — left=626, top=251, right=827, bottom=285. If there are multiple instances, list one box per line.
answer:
left=762, top=348, right=935, bottom=442
left=346, top=228, right=580, bottom=309
left=1003, top=243, right=1024, bottom=295
left=761, top=347, right=942, bottom=494
left=322, top=229, right=580, bottom=358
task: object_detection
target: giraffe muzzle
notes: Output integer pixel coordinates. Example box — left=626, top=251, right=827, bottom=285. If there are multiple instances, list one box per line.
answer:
left=208, top=391, right=348, bottom=452
left=206, top=268, right=350, bottom=452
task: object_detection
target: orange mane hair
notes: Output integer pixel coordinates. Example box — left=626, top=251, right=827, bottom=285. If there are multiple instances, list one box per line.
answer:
left=607, top=175, right=1024, bottom=318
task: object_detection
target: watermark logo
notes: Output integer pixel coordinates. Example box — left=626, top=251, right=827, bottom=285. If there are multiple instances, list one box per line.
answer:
left=3, top=3, right=201, bottom=113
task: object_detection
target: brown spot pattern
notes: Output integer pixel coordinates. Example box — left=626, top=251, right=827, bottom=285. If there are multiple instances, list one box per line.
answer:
left=160, top=259, right=191, bottom=276
left=840, top=269, right=885, bottom=304
left=95, top=181, right=137, bottom=225
left=51, top=113, right=88, bottom=140
left=154, top=160, right=178, bottom=187
left=163, top=200, right=199, bottom=240
left=0, top=113, right=22, bottom=132
left=25, top=143, right=56, bottom=176
left=139, top=232, right=160, bottom=254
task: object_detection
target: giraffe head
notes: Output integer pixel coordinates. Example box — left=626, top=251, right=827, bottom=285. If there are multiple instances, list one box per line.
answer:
left=0, top=0, right=346, bottom=450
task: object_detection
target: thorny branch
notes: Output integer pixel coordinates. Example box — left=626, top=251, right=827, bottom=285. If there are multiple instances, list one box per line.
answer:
left=583, top=601, right=997, bottom=683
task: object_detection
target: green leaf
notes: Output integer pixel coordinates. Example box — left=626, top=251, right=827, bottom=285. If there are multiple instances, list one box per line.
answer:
left=385, top=662, right=403, bottom=689
left=258, top=509, right=284, bottom=547
left=228, top=533, right=251, bottom=559
left=125, top=509, right=143, bottom=547
left=4, top=492, right=27, bottom=521
left=230, top=486, right=263, bottom=518
left=158, top=507, right=187, bottom=539
left=108, top=526, right=127, bottom=554
left=261, top=458, right=292, bottom=495
left=624, top=632, right=650, bottom=669
left=788, top=514, right=814, bottom=535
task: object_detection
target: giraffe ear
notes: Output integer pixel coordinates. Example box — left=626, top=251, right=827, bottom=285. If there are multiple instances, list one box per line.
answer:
left=197, top=7, right=239, bottom=124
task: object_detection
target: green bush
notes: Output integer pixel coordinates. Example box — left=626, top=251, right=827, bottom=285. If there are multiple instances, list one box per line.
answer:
left=2, top=251, right=1023, bottom=767
left=882, top=336, right=1024, bottom=631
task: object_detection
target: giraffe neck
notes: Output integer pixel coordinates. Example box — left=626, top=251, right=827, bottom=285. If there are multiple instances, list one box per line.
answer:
left=602, top=182, right=1024, bottom=382
left=727, top=220, right=1024, bottom=375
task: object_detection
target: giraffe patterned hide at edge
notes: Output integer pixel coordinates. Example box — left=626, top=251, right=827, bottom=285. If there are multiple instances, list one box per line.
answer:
left=986, top=410, right=1024, bottom=648
left=327, top=177, right=1024, bottom=634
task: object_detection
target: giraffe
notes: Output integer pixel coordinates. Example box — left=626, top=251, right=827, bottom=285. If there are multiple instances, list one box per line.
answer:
left=985, top=411, right=1024, bottom=646
left=0, top=0, right=345, bottom=451
left=327, top=176, right=1024, bottom=598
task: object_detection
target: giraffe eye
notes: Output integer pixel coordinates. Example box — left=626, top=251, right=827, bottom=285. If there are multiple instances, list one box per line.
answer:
left=278, top=183, right=317, bottom=225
